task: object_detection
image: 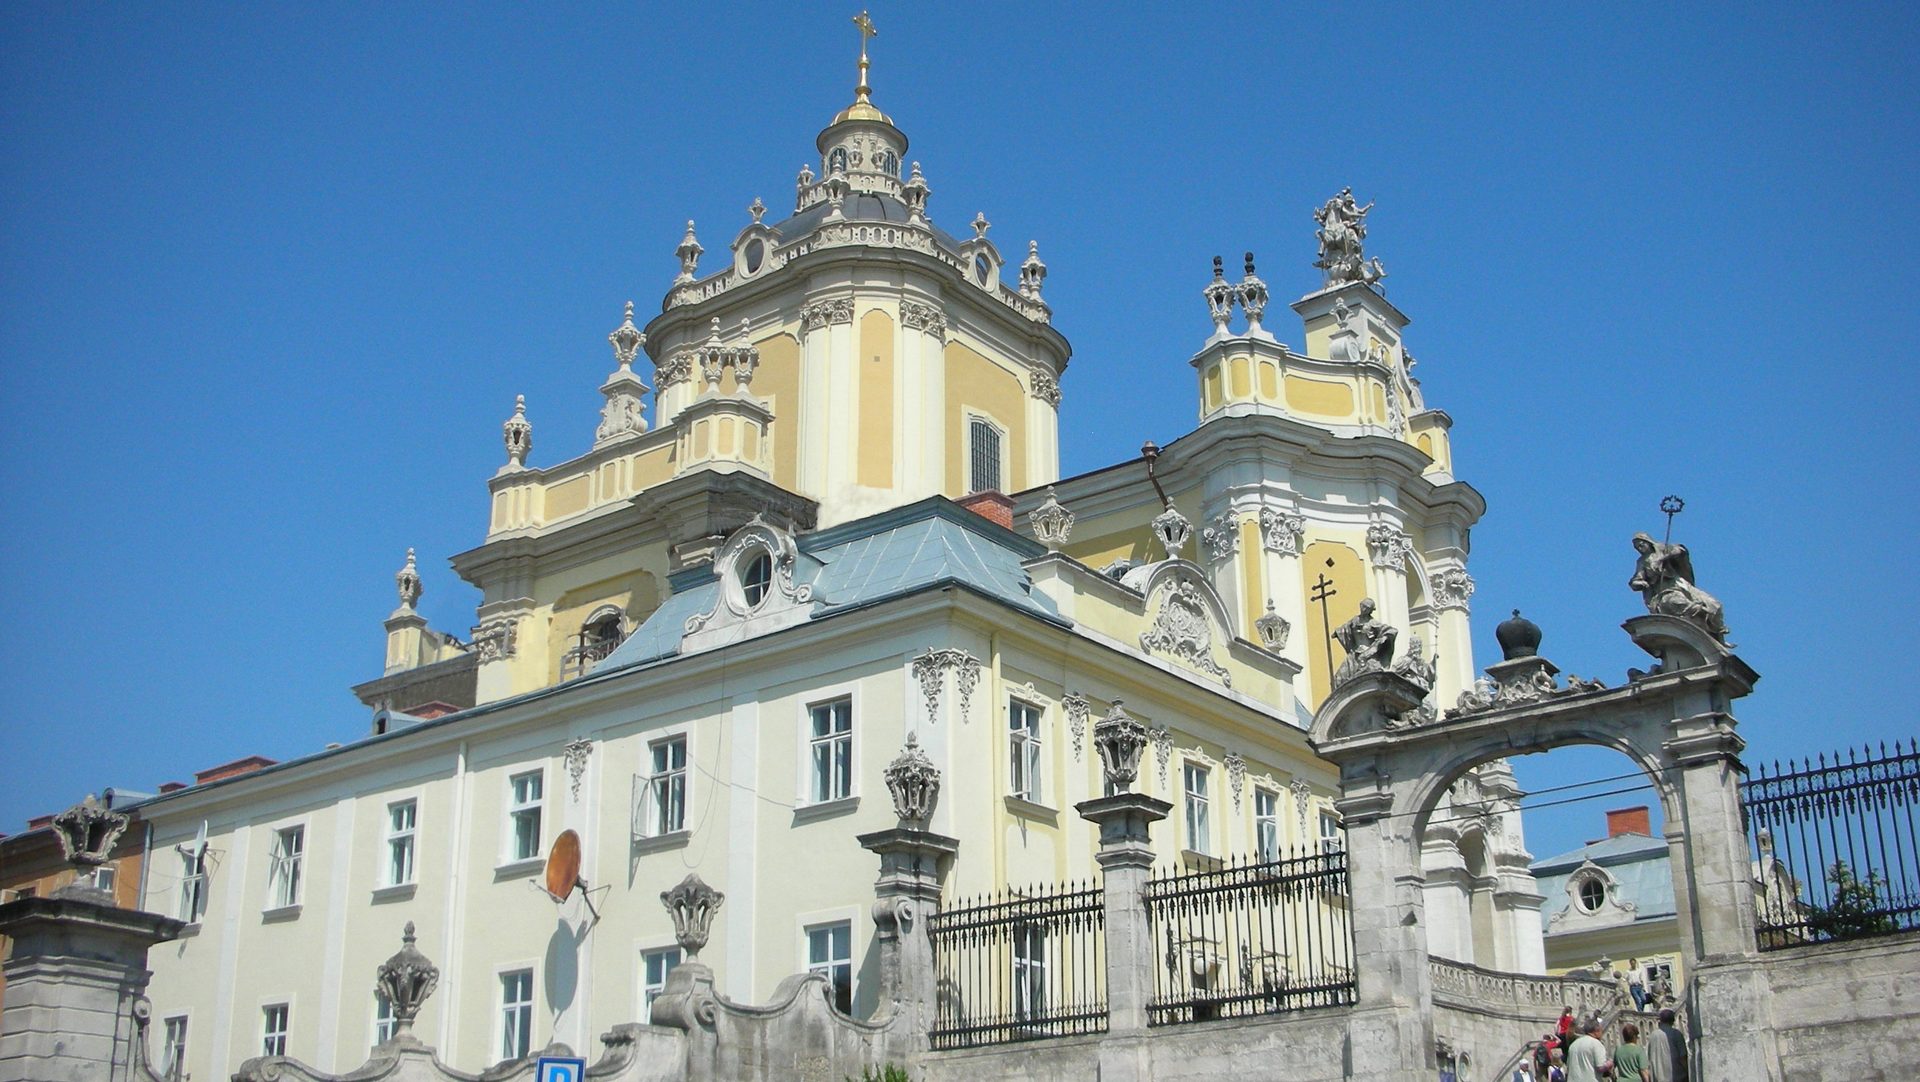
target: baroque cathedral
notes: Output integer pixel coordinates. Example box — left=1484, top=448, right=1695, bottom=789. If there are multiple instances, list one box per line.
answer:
left=128, top=32, right=1544, bottom=1079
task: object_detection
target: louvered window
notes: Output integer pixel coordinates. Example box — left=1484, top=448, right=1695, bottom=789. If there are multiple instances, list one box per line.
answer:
left=969, top=419, right=1001, bottom=494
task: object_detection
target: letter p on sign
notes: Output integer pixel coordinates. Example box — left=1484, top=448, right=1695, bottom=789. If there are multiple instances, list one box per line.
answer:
left=535, top=1057, right=586, bottom=1082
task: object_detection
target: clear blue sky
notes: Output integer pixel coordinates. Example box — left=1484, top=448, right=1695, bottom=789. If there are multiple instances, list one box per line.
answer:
left=3, top=5, right=1916, bottom=861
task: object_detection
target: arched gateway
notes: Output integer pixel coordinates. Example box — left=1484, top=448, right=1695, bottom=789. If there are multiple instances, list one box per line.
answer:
left=1312, top=596, right=1782, bottom=1082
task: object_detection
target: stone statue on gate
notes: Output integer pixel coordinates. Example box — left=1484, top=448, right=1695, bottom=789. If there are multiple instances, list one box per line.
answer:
left=1314, top=187, right=1388, bottom=287
left=1629, top=533, right=1728, bottom=641
left=1332, top=598, right=1397, bottom=686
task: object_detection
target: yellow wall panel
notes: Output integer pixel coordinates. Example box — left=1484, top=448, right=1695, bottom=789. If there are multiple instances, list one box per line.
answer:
left=546, top=476, right=590, bottom=520
left=1240, top=517, right=1265, bottom=631
left=1229, top=356, right=1251, bottom=399
left=1284, top=374, right=1355, bottom=418
left=1300, top=539, right=1367, bottom=708
left=753, top=332, right=801, bottom=491
left=1258, top=360, right=1279, bottom=400
left=944, top=340, right=1027, bottom=494
left=858, top=309, right=895, bottom=488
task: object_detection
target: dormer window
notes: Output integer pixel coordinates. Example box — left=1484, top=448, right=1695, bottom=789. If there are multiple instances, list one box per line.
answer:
left=974, top=252, right=992, bottom=286
left=1577, top=874, right=1608, bottom=913
left=744, top=238, right=766, bottom=275
left=741, top=550, right=774, bottom=608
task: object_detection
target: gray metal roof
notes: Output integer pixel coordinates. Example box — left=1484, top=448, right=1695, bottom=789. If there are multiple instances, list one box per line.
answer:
left=770, top=194, right=969, bottom=255
left=1531, top=831, right=1677, bottom=927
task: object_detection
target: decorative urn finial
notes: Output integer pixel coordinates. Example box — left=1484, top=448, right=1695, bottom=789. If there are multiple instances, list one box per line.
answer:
left=1019, top=240, right=1048, bottom=301
left=1029, top=487, right=1075, bottom=549
left=1495, top=609, right=1542, bottom=660
left=52, top=794, right=129, bottom=873
left=902, top=161, right=930, bottom=218
left=608, top=300, right=645, bottom=369
left=884, top=733, right=941, bottom=823
left=971, top=211, right=990, bottom=238
left=1238, top=251, right=1269, bottom=330
left=395, top=548, right=422, bottom=611
left=661, top=874, right=725, bottom=960
left=502, top=394, right=532, bottom=468
left=374, top=921, right=439, bottom=1042
left=1203, top=255, right=1237, bottom=333
left=1093, top=700, right=1151, bottom=793
left=748, top=197, right=766, bottom=225
left=674, top=220, right=704, bottom=283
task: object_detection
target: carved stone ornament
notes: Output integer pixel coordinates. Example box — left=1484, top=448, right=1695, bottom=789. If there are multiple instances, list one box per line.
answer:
left=1019, top=240, right=1047, bottom=301
left=1331, top=598, right=1397, bottom=687
left=911, top=648, right=983, bottom=724
left=502, top=395, right=532, bottom=468
left=1225, top=752, right=1247, bottom=810
left=1630, top=533, right=1730, bottom=641
left=1454, top=676, right=1499, bottom=712
left=1062, top=693, right=1091, bottom=761
left=1203, top=256, right=1237, bottom=333
left=1313, top=187, right=1387, bottom=288
left=563, top=737, right=593, bottom=801
left=661, top=874, right=725, bottom=960
left=1029, top=487, right=1074, bottom=549
left=1366, top=524, right=1414, bottom=570
left=884, top=733, right=940, bottom=823
left=53, top=794, right=129, bottom=869
left=1431, top=567, right=1475, bottom=612
left=1236, top=252, right=1269, bottom=329
left=901, top=299, right=946, bottom=340
left=394, top=548, right=422, bottom=611
left=1255, top=600, right=1291, bottom=651
left=609, top=300, right=645, bottom=368
left=1092, top=700, right=1151, bottom=792
left=684, top=516, right=815, bottom=636
left=470, top=617, right=519, bottom=663
left=374, top=921, right=440, bottom=1040
left=1391, top=637, right=1438, bottom=695
left=596, top=386, right=649, bottom=444
left=655, top=352, right=693, bottom=390
left=674, top=220, right=703, bottom=284
left=1200, top=511, right=1240, bottom=563
left=801, top=297, right=856, bottom=331
left=1152, top=506, right=1192, bottom=559
left=1259, top=508, right=1307, bottom=556
left=1291, top=779, right=1313, bottom=832
left=1153, top=726, right=1175, bottom=786
left=1030, top=371, right=1062, bottom=407
left=1140, top=576, right=1233, bottom=686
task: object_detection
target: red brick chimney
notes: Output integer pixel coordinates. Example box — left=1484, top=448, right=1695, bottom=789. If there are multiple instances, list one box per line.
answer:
left=957, top=491, right=1015, bottom=530
left=194, top=755, right=280, bottom=786
left=1606, top=805, right=1651, bottom=838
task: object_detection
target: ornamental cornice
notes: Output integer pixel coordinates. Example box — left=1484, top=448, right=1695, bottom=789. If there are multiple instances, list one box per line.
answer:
left=801, top=297, right=856, bottom=331
left=1366, top=524, right=1415, bottom=569
left=1259, top=508, right=1307, bottom=556
left=900, top=299, right=947, bottom=340
left=1030, top=371, right=1061, bottom=407
left=1431, top=567, right=1475, bottom=612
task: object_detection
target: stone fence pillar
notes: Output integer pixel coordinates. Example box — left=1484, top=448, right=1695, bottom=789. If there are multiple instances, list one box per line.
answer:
left=1076, top=793, right=1170, bottom=1036
left=857, top=827, right=958, bottom=1052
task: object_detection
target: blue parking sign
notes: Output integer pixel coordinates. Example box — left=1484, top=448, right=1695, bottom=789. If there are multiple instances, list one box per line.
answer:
left=535, top=1056, right=587, bottom=1082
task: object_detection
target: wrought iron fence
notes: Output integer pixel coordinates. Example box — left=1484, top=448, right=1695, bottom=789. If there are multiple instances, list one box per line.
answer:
left=1742, top=740, right=1920, bottom=949
left=1144, top=847, right=1355, bottom=1025
left=928, top=879, right=1106, bottom=1049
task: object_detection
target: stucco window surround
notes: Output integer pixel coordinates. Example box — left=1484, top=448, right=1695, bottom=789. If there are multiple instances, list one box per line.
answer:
left=262, top=818, right=308, bottom=919
left=492, top=961, right=539, bottom=1063
left=794, top=681, right=861, bottom=816
left=1570, top=865, right=1616, bottom=914
left=965, top=411, right=1008, bottom=494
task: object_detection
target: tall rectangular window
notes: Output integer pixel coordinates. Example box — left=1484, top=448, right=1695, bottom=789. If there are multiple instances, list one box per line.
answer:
left=1254, top=788, right=1280, bottom=863
left=648, top=737, right=687, bottom=835
left=179, top=848, right=207, bottom=923
left=1184, top=763, right=1211, bottom=855
left=641, top=947, right=682, bottom=1022
left=268, top=826, right=304, bottom=909
left=1319, top=809, right=1343, bottom=856
left=508, top=771, right=543, bottom=861
left=806, top=921, right=853, bottom=1014
left=386, top=799, right=417, bottom=887
left=499, top=969, right=534, bottom=1061
left=808, top=698, right=853, bottom=804
left=373, top=992, right=396, bottom=1047
left=1008, top=700, right=1043, bottom=803
left=1012, top=925, right=1047, bottom=1021
left=162, top=1016, right=188, bottom=1078
left=968, top=418, right=1001, bottom=493
left=261, top=1004, right=289, bottom=1057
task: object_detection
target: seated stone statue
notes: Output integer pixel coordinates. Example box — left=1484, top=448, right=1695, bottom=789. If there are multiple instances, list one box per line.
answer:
left=1332, top=598, right=1397, bottom=686
left=1629, top=533, right=1728, bottom=641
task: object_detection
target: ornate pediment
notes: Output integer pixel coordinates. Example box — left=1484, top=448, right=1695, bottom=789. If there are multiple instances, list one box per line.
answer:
left=682, top=517, right=819, bottom=652
left=1127, top=561, right=1233, bottom=687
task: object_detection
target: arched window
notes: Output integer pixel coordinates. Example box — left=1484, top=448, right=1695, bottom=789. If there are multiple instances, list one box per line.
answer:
left=741, top=550, right=774, bottom=608
left=969, top=418, right=1002, bottom=494
left=1576, top=873, right=1608, bottom=913
left=827, top=147, right=848, bottom=175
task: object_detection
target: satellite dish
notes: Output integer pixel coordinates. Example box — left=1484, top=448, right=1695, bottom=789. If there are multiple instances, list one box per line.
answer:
left=538, top=829, right=602, bottom=928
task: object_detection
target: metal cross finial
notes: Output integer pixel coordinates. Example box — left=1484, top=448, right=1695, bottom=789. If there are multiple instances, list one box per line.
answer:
left=852, top=11, right=877, bottom=100
left=1309, top=565, right=1340, bottom=689
left=1660, top=495, right=1685, bottom=543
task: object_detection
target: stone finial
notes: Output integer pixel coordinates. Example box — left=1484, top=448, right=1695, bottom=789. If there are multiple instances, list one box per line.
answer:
left=374, top=921, right=439, bottom=1041
left=1629, top=532, right=1729, bottom=641
left=1093, top=700, right=1151, bottom=793
left=795, top=163, right=815, bottom=209
left=971, top=211, right=990, bottom=238
left=502, top=395, right=532, bottom=467
left=748, top=197, right=766, bottom=225
left=395, top=548, right=422, bottom=611
left=1313, top=187, right=1387, bottom=287
left=52, top=794, right=129, bottom=870
left=661, top=874, right=725, bottom=960
left=1151, top=505, right=1192, bottom=559
left=1255, top=600, right=1291, bottom=651
left=1237, top=251, right=1269, bottom=330
left=902, top=161, right=929, bottom=218
left=884, top=733, right=941, bottom=823
left=1495, top=609, right=1541, bottom=660
left=1019, top=240, right=1048, bottom=301
left=1203, top=255, right=1236, bottom=334
left=674, top=220, right=704, bottom=284
left=1029, top=487, right=1075, bottom=549
left=609, top=300, right=645, bottom=369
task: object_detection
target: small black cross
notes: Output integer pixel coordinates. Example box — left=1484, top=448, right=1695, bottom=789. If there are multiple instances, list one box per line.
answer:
left=1310, top=572, right=1339, bottom=688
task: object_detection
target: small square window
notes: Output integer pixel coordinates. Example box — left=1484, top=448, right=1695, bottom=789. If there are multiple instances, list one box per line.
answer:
left=1318, top=809, right=1344, bottom=857
left=1253, top=788, right=1280, bottom=863
left=162, top=1015, right=188, bottom=1078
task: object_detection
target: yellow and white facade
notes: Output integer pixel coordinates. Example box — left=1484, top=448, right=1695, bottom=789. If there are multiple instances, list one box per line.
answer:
left=131, top=46, right=1537, bottom=1081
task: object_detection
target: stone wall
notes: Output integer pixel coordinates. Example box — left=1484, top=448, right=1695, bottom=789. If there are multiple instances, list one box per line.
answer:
left=1763, top=935, right=1920, bottom=1082
left=917, top=1010, right=1357, bottom=1082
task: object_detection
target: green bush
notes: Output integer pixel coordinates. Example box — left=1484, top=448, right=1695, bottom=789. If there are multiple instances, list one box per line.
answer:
left=845, top=1066, right=911, bottom=1082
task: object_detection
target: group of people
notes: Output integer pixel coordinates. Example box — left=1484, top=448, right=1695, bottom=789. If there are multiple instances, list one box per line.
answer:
left=1524, top=1007, right=1688, bottom=1082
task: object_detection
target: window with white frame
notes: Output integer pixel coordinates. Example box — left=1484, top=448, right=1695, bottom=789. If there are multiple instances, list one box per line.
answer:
left=499, top=969, right=534, bottom=1061
left=386, top=799, right=417, bottom=887
left=1012, top=924, right=1047, bottom=1021
left=1184, top=763, right=1211, bottom=855
left=968, top=417, right=1002, bottom=493
left=179, top=848, right=208, bottom=923
left=508, top=771, right=543, bottom=861
left=267, top=826, right=304, bottom=909
left=647, top=736, right=687, bottom=835
left=1008, top=700, right=1043, bottom=803
left=641, top=947, right=682, bottom=1021
left=261, top=1003, right=289, bottom=1057
left=93, top=864, right=117, bottom=894
left=1318, top=809, right=1343, bottom=856
left=373, top=992, right=396, bottom=1047
left=806, top=921, right=853, bottom=1014
left=808, top=698, right=853, bottom=804
left=162, top=1015, right=188, bottom=1079
left=1254, top=788, right=1280, bottom=863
